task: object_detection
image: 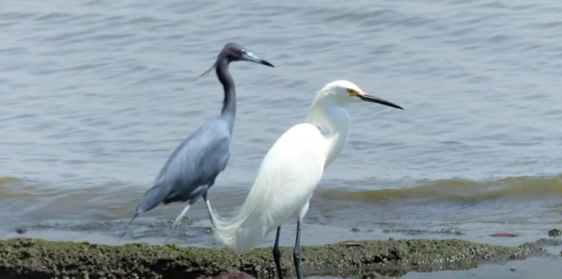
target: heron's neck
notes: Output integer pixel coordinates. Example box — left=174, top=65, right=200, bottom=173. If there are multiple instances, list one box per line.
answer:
left=216, top=58, right=236, bottom=133
left=307, top=96, right=351, bottom=169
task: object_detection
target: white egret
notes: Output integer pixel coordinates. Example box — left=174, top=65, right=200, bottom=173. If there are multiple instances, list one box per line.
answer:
left=212, top=80, right=403, bottom=279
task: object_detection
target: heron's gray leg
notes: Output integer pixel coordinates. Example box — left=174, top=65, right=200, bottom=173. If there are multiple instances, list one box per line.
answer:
left=273, top=226, right=283, bottom=279
left=294, top=220, right=302, bottom=279
left=202, top=191, right=216, bottom=227
left=164, top=202, right=191, bottom=244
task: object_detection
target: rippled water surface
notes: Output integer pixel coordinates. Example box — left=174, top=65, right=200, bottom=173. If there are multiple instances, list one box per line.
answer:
left=1, top=0, right=562, bottom=276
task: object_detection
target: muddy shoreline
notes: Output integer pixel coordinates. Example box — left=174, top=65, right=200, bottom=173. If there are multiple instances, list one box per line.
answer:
left=0, top=238, right=548, bottom=279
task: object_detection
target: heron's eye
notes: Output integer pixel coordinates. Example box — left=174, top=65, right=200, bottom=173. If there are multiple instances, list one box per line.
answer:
left=347, top=88, right=356, bottom=96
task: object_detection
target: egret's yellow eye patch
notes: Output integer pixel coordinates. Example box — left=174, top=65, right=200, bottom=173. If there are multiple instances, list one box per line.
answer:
left=347, top=88, right=357, bottom=96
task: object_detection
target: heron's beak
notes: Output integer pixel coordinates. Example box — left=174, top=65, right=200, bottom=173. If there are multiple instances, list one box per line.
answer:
left=242, top=51, right=275, bottom=67
left=357, top=91, right=403, bottom=110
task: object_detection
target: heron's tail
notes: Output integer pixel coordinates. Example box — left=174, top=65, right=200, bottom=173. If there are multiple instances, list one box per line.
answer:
left=119, top=182, right=167, bottom=242
left=137, top=182, right=167, bottom=213
left=118, top=213, right=138, bottom=243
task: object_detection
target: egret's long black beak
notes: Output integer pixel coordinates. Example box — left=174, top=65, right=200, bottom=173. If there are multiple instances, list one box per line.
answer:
left=242, top=51, right=274, bottom=67
left=358, top=94, right=404, bottom=110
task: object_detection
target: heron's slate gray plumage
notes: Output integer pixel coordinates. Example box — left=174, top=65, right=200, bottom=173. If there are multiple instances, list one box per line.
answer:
left=119, top=43, right=274, bottom=243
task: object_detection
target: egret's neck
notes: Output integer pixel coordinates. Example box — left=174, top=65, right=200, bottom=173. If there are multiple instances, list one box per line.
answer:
left=216, top=58, right=236, bottom=133
left=307, top=95, right=351, bottom=169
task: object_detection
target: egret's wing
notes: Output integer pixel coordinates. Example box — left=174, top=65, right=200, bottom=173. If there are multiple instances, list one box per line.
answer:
left=239, top=123, right=327, bottom=233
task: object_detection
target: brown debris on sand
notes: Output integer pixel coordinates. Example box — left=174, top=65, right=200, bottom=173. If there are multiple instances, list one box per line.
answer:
left=0, top=238, right=544, bottom=279
left=198, top=272, right=256, bottom=279
left=489, top=232, right=519, bottom=237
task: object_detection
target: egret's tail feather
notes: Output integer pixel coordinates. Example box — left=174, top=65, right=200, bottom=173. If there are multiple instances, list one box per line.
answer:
left=212, top=170, right=274, bottom=254
left=211, top=206, right=265, bottom=255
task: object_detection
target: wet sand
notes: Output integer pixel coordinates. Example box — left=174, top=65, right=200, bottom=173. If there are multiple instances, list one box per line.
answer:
left=0, top=236, right=556, bottom=279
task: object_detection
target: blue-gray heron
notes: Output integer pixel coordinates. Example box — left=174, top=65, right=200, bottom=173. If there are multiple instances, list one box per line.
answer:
left=119, top=43, right=274, bottom=243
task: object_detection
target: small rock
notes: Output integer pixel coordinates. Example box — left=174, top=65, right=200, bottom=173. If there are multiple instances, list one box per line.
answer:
left=559, top=251, right=562, bottom=257
left=440, top=228, right=464, bottom=235
left=344, top=241, right=362, bottom=247
left=15, top=227, right=27, bottom=234
left=489, top=232, right=519, bottom=237
left=548, top=229, right=561, bottom=237
left=350, top=228, right=359, bottom=232
left=206, top=227, right=213, bottom=233
left=510, top=267, right=516, bottom=272
left=198, top=272, right=256, bottom=279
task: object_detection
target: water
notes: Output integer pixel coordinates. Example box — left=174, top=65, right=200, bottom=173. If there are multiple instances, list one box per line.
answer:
left=1, top=0, right=562, bottom=277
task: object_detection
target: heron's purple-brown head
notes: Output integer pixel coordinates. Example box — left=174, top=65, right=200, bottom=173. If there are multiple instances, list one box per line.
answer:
left=197, top=43, right=274, bottom=79
left=220, top=43, right=274, bottom=67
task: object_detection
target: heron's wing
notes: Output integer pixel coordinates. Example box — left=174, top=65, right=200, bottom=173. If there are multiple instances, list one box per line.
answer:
left=136, top=120, right=231, bottom=213
left=237, top=123, right=327, bottom=233
left=156, top=120, right=230, bottom=183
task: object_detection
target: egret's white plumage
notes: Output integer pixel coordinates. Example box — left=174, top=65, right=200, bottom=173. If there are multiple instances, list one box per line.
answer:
left=215, top=122, right=326, bottom=253
left=212, top=80, right=403, bottom=279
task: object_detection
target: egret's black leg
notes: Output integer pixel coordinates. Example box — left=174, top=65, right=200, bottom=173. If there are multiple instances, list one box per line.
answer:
left=294, top=220, right=302, bottom=279
left=273, top=226, right=283, bottom=279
